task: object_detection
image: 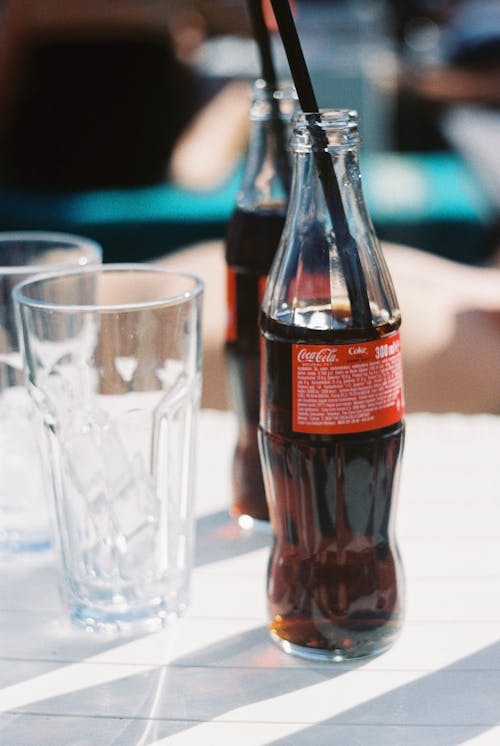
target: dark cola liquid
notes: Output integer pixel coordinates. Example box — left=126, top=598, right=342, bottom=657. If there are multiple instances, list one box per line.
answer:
left=225, top=206, right=286, bottom=523
left=259, top=310, right=405, bottom=659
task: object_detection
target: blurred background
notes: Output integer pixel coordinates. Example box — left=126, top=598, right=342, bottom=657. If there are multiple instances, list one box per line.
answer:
left=0, top=0, right=498, bottom=266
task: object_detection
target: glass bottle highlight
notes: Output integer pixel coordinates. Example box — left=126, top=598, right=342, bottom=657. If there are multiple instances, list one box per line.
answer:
left=259, top=110, right=405, bottom=660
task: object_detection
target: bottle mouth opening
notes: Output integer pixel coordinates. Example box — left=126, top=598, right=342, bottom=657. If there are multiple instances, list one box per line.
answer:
left=292, top=109, right=360, bottom=151
left=298, top=109, right=359, bottom=127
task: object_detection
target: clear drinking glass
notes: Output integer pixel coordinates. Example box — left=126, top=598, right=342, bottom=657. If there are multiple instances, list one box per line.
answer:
left=14, top=264, right=203, bottom=632
left=0, top=231, right=102, bottom=557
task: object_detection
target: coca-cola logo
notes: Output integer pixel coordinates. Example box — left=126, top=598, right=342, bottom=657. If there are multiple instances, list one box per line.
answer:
left=297, top=347, right=337, bottom=363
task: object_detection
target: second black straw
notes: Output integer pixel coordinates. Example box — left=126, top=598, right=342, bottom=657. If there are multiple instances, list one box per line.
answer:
left=269, top=0, right=372, bottom=328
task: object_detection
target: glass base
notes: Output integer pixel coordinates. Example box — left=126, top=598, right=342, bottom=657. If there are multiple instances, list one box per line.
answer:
left=270, top=629, right=397, bottom=662
left=68, top=600, right=188, bottom=634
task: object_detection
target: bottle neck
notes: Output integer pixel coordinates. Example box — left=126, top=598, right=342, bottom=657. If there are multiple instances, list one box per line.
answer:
left=238, top=82, right=296, bottom=213
left=285, top=110, right=367, bottom=248
left=262, top=110, right=401, bottom=333
left=288, top=137, right=363, bottom=226
left=289, top=109, right=362, bottom=217
left=238, top=118, right=287, bottom=211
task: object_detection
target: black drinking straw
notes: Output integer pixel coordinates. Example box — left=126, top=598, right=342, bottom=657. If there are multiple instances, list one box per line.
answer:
left=247, top=0, right=278, bottom=89
left=246, top=0, right=292, bottom=193
left=269, top=0, right=372, bottom=328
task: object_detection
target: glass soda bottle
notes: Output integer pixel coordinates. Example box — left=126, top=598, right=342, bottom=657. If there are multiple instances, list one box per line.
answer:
left=225, top=79, right=297, bottom=528
left=259, top=110, right=405, bottom=660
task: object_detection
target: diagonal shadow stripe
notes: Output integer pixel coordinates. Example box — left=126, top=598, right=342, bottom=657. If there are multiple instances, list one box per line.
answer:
left=1, top=625, right=348, bottom=740
left=2, top=625, right=498, bottom=744
left=195, top=509, right=271, bottom=566
left=263, top=639, right=500, bottom=746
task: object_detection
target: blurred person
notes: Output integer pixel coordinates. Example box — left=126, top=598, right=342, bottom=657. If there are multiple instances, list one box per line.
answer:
left=0, top=0, right=251, bottom=191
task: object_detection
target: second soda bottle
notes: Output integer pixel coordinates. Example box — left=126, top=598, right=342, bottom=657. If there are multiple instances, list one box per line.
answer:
left=225, top=79, right=297, bottom=528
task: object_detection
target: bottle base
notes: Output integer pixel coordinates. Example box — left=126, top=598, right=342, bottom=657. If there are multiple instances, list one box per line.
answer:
left=270, top=629, right=398, bottom=662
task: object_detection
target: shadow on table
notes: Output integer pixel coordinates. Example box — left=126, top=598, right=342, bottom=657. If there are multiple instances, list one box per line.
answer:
left=0, top=506, right=269, bottom=701
left=195, top=509, right=271, bottom=567
left=2, top=510, right=497, bottom=745
left=3, top=622, right=499, bottom=745
left=263, top=640, right=500, bottom=746
left=1, top=623, right=350, bottom=745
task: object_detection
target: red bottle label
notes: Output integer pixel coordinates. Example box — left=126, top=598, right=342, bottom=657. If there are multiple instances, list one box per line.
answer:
left=226, top=267, right=237, bottom=342
left=292, top=332, right=404, bottom=434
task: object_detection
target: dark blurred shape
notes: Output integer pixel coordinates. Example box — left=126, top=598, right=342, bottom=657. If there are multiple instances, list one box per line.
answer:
left=389, top=0, right=500, bottom=152
left=0, top=28, right=225, bottom=191
left=443, top=0, right=500, bottom=65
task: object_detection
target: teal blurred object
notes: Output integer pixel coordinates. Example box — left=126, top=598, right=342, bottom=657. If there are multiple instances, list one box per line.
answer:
left=0, top=153, right=494, bottom=264
left=362, top=151, right=496, bottom=264
left=0, top=165, right=244, bottom=262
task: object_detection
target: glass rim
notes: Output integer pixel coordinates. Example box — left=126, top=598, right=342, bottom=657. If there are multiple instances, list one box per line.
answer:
left=0, top=230, right=102, bottom=276
left=13, top=263, right=204, bottom=313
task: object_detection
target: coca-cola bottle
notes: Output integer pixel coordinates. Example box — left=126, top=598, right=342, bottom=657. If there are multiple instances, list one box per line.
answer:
left=225, top=79, right=297, bottom=528
left=259, top=109, right=405, bottom=660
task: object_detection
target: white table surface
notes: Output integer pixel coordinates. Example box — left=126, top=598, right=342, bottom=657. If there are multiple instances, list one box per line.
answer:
left=0, top=410, right=499, bottom=746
